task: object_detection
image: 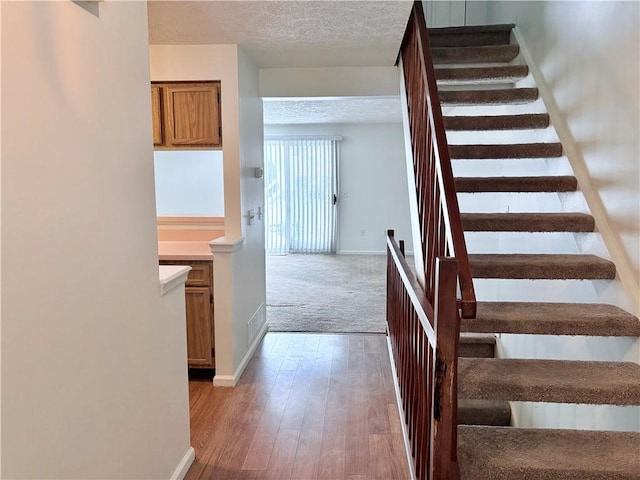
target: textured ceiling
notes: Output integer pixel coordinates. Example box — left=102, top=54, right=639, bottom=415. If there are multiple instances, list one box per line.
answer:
left=147, top=0, right=413, bottom=68
left=148, top=1, right=411, bottom=124
left=263, top=96, right=402, bottom=124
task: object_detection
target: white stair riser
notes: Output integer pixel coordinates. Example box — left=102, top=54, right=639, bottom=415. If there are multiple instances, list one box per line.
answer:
left=447, top=127, right=559, bottom=145
left=465, top=232, right=582, bottom=254
left=452, top=157, right=574, bottom=176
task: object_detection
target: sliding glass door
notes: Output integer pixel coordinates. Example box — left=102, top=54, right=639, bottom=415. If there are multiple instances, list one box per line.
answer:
left=264, top=137, right=340, bottom=254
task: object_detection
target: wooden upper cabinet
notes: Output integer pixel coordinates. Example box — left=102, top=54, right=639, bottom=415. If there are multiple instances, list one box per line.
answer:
left=151, top=85, right=164, bottom=146
left=151, top=81, right=222, bottom=150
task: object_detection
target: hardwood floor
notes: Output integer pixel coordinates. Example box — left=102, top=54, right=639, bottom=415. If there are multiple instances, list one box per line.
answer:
left=185, top=333, right=410, bottom=480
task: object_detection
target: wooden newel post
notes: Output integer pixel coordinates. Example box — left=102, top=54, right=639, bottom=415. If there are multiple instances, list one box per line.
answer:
left=431, top=257, right=460, bottom=480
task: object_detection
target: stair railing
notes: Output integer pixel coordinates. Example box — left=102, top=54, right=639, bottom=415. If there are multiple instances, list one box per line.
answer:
left=387, top=230, right=460, bottom=480
left=398, top=1, right=476, bottom=319
left=387, top=1, right=476, bottom=478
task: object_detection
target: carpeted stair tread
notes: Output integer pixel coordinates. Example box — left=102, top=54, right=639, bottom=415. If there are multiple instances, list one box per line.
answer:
left=444, top=113, right=550, bottom=131
left=458, top=399, right=511, bottom=426
left=450, top=143, right=563, bottom=159
left=459, top=333, right=496, bottom=358
left=469, top=254, right=616, bottom=279
left=455, top=176, right=577, bottom=193
left=461, top=212, right=594, bottom=232
left=428, top=24, right=514, bottom=48
left=458, top=358, right=640, bottom=405
left=436, top=65, right=529, bottom=83
left=432, top=45, right=520, bottom=64
left=458, top=426, right=640, bottom=480
left=440, top=87, right=538, bottom=105
left=462, top=302, right=640, bottom=336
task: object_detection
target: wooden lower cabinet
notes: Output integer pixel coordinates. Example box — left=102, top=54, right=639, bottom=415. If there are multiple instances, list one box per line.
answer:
left=185, top=287, right=214, bottom=367
left=160, top=260, right=215, bottom=368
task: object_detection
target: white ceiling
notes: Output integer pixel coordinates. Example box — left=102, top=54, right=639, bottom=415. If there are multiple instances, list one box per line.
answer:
left=148, top=1, right=413, bottom=68
left=147, top=0, right=412, bottom=124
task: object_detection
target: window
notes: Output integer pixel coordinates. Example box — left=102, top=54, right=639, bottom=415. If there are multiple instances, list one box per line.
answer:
left=264, top=137, right=341, bottom=254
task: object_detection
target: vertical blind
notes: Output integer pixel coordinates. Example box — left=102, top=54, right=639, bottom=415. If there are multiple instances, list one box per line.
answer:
left=264, top=136, right=341, bottom=254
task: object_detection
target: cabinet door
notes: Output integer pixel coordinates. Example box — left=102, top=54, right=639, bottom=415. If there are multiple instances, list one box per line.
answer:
left=185, top=286, right=214, bottom=367
left=164, top=83, right=221, bottom=148
left=151, top=85, right=164, bottom=146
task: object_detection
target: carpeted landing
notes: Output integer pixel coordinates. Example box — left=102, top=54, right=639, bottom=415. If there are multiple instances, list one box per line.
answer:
left=266, top=254, right=387, bottom=333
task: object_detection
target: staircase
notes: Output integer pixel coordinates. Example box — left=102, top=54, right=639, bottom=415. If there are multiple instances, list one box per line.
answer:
left=428, top=24, right=640, bottom=479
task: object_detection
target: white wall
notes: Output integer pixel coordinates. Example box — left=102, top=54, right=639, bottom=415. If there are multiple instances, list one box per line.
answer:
left=150, top=45, right=242, bottom=381
left=2, top=2, right=192, bottom=478
left=150, top=45, right=267, bottom=384
left=422, top=0, right=466, bottom=27
left=0, top=1, right=4, bottom=472
left=421, top=0, right=488, bottom=26
left=154, top=150, right=225, bottom=216
left=265, top=123, right=413, bottom=254
left=231, top=47, right=267, bottom=370
left=150, top=44, right=243, bottom=237
left=486, top=0, right=640, bottom=313
left=465, top=1, right=488, bottom=26
left=260, top=66, right=399, bottom=98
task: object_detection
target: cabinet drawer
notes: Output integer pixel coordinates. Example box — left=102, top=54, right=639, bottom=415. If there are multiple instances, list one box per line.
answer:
left=186, top=263, right=211, bottom=287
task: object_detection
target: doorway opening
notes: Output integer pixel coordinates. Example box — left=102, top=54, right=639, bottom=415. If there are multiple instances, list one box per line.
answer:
left=262, top=98, right=408, bottom=335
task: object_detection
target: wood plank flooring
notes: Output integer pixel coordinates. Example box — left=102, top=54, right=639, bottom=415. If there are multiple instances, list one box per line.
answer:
left=185, top=333, right=410, bottom=480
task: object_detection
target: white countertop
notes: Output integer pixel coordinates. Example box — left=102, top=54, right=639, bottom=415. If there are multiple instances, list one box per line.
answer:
left=158, top=265, right=191, bottom=296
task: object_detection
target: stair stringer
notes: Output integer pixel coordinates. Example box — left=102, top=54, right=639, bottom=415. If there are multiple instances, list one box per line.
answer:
left=512, top=26, right=640, bottom=317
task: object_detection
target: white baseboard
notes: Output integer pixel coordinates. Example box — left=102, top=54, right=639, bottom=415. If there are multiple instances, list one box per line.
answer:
left=513, top=26, right=640, bottom=315
left=212, top=374, right=236, bottom=387
left=213, top=319, right=269, bottom=387
left=338, top=250, right=386, bottom=255
left=386, top=337, right=417, bottom=480
left=337, top=250, right=415, bottom=256
left=169, top=447, right=195, bottom=480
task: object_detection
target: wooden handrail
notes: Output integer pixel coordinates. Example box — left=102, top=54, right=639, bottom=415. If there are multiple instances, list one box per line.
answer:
left=387, top=230, right=460, bottom=479
left=398, top=1, right=476, bottom=319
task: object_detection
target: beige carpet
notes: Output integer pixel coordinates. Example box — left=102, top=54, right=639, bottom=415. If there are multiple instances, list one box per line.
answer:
left=266, top=254, right=387, bottom=333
